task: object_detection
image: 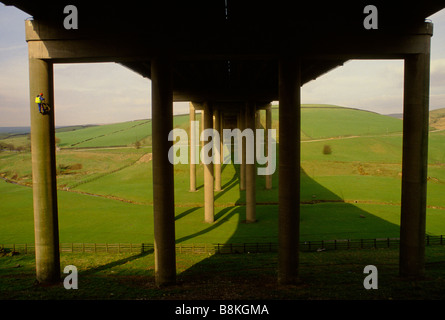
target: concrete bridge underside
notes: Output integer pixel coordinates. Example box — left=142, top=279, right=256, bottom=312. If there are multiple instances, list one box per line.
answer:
left=2, top=0, right=444, bottom=286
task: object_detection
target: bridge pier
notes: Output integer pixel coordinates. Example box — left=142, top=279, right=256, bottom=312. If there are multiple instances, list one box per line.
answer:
left=214, top=108, right=222, bottom=192
left=278, top=55, right=301, bottom=285
left=203, top=102, right=215, bottom=223
left=239, top=107, right=246, bottom=191
left=245, top=101, right=257, bottom=223
left=151, top=56, right=176, bottom=286
left=189, top=102, right=197, bottom=192
left=400, top=33, right=431, bottom=278
left=29, top=57, right=60, bottom=284
left=265, top=104, right=273, bottom=190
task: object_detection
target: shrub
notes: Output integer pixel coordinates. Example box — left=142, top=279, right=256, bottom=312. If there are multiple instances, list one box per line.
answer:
left=323, top=145, right=332, bottom=155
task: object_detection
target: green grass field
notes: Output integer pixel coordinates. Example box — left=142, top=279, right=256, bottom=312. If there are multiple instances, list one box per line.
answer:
left=1, top=105, right=445, bottom=246
left=2, top=247, right=445, bottom=300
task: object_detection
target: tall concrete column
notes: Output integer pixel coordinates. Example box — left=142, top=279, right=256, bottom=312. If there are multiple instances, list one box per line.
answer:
left=400, top=28, right=432, bottom=278
left=220, top=111, right=224, bottom=166
left=151, top=56, right=176, bottom=286
left=189, top=102, right=197, bottom=192
left=29, top=58, right=60, bottom=284
left=201, top=110, right=205, bottom=151
left=213, top=108, right=222, bottom=191
left=245, top=102, right=257, bottom=223
left=265, top=104, right=273, bottom=189
left=239, top=107, right=246, bottom=191
left=278, top=55, right=301, bottom=285
left=255, top=109, right=261, bottom=130
left=203, top=102, right=214, bottom=223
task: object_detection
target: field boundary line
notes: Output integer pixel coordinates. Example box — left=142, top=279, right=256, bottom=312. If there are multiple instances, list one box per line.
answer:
left=1, top=235, right=444, bottom=255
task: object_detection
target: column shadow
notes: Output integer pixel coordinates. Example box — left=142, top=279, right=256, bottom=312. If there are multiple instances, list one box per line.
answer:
left=176, top=145, right=401, bottom=285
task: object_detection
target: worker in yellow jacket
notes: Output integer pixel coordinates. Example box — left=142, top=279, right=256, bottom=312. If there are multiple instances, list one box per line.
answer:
left=35, top=93, right=45, bottom=114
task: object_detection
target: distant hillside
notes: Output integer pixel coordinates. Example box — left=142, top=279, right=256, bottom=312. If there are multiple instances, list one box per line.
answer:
left=386, top=113, right=403, bottom=119
left=0, top=127, right=30, bottom=140
left=297, top=104, right=403, bottom=140
left=1, top=105, right=407, bottom=149
left=430, top=108, right=445, bottom=130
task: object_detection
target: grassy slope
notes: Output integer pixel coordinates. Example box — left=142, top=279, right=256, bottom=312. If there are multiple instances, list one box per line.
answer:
left=300, top=105, right=403, bottom=139
left=430, top=107, right=445, bottom=130
left=1, top=105, right=445, bottom=244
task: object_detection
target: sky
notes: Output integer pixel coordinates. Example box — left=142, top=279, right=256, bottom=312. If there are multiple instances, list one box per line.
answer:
left=0, top=4, right=444, bottom=127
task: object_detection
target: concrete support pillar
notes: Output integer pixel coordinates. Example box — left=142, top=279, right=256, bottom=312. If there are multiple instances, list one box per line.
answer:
left=203, top=102, right=214, bottom=223
left=220, top=111, right=224, bottom=165
left=29, top=58, right=60, bottom=284
left=239, top=107, right=246, bottom=191
left=151, top=56, right=176, bottom=286
left=189, top=102, right=197, bottom=192
left=214, top=108, right=222, bottom=191
left=201, top=110, right=205, bottom=151
left=278, top=55, right=301, bottom=285
left=265, top=104, right=273, bottom=190
left=400, top=31, right=431, bottom=278
left=245, top=102, right=257, bottom=223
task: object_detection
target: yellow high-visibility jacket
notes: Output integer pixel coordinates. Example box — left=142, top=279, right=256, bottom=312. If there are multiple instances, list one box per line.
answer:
left=35, top=96, right=41, bottom=103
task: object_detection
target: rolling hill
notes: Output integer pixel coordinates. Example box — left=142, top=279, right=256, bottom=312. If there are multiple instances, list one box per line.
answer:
left=1, top=104, right=445, bottom=244
left=430, top=107, right=445, bottom=130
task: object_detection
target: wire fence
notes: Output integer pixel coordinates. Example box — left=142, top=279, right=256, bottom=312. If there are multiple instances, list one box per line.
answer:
left=1, top=235, right=444, bottom=255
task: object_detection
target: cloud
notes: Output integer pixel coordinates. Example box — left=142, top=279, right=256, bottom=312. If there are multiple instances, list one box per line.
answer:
left=302, top=60, right=404, bottom=113
left=431, top=59, right=445, bottom=88
left=53, top=63, right=151, bottom=125
left=0, top=48, right=29, bottom=126
left=1, top=6, right=444, bottom=126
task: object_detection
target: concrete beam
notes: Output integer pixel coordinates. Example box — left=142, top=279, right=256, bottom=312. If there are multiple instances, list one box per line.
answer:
left=25, top=20, right=434, bottom=63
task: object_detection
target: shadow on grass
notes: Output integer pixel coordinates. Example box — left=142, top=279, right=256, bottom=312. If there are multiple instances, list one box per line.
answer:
left=81, top=249, right=154, bottom=276
left=175, top=206, right=200, bottom=221
left=177, top=146, right=402, bottom=287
